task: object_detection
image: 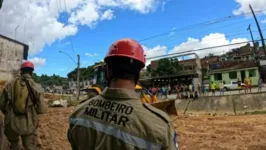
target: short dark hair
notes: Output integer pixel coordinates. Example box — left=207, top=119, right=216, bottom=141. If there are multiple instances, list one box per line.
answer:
left=21, top=67, right=33, bottom=75
left=106, top=56, right=143, bottom=83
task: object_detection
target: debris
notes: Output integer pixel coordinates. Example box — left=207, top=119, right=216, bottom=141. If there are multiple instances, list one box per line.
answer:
left=50, top=99, right=68, bottom=107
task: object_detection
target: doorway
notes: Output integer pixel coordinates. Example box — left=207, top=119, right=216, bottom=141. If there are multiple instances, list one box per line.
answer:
left=241, top=71, right=245, bottom=83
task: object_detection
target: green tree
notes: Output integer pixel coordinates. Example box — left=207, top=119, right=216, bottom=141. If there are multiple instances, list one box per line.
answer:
left=33, top=73, right=67, bottom=87
left=208, top=53, right=214, bottom=57
left=151, top=70, right=157, bottom=77
left=67, top=61, right=103, bottom=80
left=154, top=58, right=181, bottom=76
left=33, top=61, right=103, bottom=88
left=146, top=64, right=151, bottom=73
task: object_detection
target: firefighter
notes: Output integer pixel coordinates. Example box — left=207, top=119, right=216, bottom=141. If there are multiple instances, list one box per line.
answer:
left=0, top=61, right=46, bottom=150
left=68, top=38, right=178, bottom=150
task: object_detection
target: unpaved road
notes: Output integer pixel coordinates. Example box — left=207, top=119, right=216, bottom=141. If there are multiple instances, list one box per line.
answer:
left=173, top=115, right=266, bottom=150
left=36, top=107, right=266, bottom=150
left=37, top=107, right=72, bottom=150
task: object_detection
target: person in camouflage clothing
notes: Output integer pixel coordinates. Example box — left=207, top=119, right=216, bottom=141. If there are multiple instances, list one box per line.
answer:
left=0, top=61, right=45, bottom=150
left=68, top=39, right=178, bottom=150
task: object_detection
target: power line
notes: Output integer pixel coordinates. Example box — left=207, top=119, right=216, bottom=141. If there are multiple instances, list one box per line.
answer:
left=193, top=19, right=251, bottom=35
left=138, top=17, right=238, bottom=42
left=146, top=39, right=265, bottom=60
left=166, top=35, right=263, bottom=51
left=145, top=20, right=254, bottom=46
left=141, top=14, right=266, bottom=47
left=57, top=0, right=76, bottom=55
left=23, top=0, right=32, bottom=43
left=56, top=0, right=61, bottom=12
left=139, top=16, right=242, bottom=42
left=59, top=51, right=77, bottom=64
left=64, top=0, right=67, bottom=12
left=145, top=29, right=264, bottom=51
left=163, top=30, right=262, bottom=48
left=68, top=35, right=77, bottom=55
left=143, top=27, right=265, bottom=57
left=139, top=9, right=266, bottom=43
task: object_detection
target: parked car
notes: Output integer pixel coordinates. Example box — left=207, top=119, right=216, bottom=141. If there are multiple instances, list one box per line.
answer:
left=224, top=81, right=244, bottom=91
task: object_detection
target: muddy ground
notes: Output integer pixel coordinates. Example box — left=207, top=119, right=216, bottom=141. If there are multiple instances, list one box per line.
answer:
left=36, top=107, right=266, bottom=150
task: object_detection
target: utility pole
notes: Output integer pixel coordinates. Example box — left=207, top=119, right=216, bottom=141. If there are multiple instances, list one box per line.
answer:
left=250, top=4, right=266, bottom=83
left=247, top=24, right=255, bottom=47
left=77, top=54, right=80, bottom=101
left=58, top=51, right=80, bottom=100
left=250, top=4, right=266, bottom=57
left=247, top=24, right=256, bottom=59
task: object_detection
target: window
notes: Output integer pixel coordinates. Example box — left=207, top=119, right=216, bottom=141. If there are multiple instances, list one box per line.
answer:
left=99, top=71, right=105, bottom=83
left=249, top=69, right=256, bottom=77
left=229, top=72, right=237, bottom=79
left=214, top=73, right=222, bottom=81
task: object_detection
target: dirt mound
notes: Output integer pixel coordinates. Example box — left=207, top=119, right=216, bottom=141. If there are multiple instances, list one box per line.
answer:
left=44, top=93, right=62, bottom=100
left=173, top=115, right=266, bottom=150
left=38, top=107, right=73, bottom=150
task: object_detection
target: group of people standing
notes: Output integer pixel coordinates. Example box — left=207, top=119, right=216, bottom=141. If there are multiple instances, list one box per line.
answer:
left=210, top=77, right=264, bottom=96
left=149, top=83, right=209, bottom=100
left=149, top=76, right=264, bottom=100
left=244, top=77, right=264, bottom=93
left=149, top=86, right=170, bottom=98
left=243, top=77, right=252, bottom=93
left=175, top=83, right=203, bottom=99
left=210, top=81, right=226, bottom=96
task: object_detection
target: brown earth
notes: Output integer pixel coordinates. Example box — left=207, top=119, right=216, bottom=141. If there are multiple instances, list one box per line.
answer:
left=37, top=107, right=73, bottom=150
left=43, top=93, right=62, bottom=101
left=22, top=108, right=266, bottom=150
left=173, top=115, right=266, bottom=150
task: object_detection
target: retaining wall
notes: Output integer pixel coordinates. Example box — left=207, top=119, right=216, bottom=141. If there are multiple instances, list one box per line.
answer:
left=175, top=92, right=266, bottom=115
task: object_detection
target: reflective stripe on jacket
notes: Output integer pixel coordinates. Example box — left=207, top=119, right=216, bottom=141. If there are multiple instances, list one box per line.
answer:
left=68, top=87, right=178, bottom=150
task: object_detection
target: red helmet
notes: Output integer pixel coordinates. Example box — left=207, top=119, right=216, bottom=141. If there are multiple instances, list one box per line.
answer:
left=21, top=61, right=34, bottom=70
left=104, top=38, right=146, bottom=68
